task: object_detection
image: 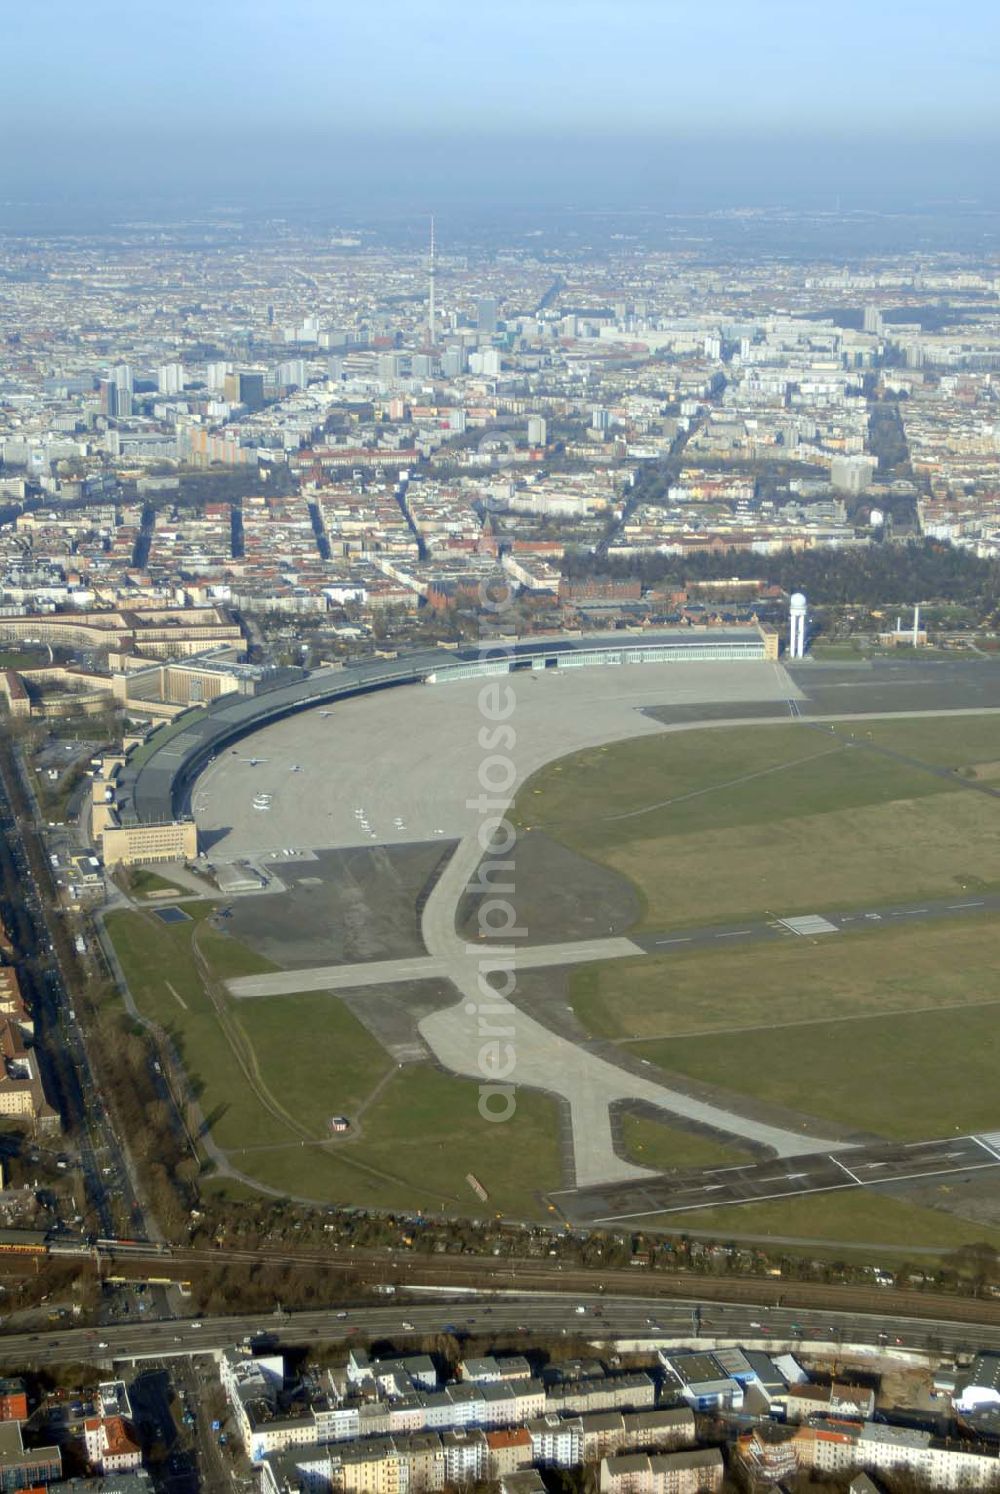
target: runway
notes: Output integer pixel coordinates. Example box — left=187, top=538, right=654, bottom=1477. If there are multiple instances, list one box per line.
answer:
left=631, top=888, right=1000, bottom=955
left=554, top=1132, right=1000, bottom=1224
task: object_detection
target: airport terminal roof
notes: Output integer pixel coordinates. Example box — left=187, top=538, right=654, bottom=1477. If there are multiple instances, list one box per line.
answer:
left=117, top=628, right=766, bottom=825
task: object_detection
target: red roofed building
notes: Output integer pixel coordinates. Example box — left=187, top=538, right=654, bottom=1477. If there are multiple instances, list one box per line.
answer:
left=83, top=1414, right=143, bottom=1474
left=0, top=1377, right=28, bottom=1421
left=486, top=1427, right=533, bottom=1478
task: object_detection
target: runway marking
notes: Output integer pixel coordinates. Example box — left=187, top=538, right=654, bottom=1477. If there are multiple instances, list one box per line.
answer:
left=591, top=1154, right=1000, bottom=1224
left=715, top=930, right=752, bottom=938
left=829, top=1155, right=865, bottom=1186
left=655, top=937, right=691, bottom=946
left=862, top=1161, right=1000, bottom=1187
left=948, top=901, right=984, bottom=909
left=973, top=1135, right=1000, bottom=1163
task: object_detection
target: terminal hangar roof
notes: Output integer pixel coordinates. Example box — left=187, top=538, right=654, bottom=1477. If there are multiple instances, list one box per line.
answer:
left=117, top=627, right=765, bottom=825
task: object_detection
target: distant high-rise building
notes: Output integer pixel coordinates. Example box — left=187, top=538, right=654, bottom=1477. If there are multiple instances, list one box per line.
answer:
left=205, top=361, right=230, bottom=390
left=157, top=362, right=186, bottom=395
left=469, top=348, right=500, bottom=377
left=115, top=388, right=132, bottom=418
left=591, top=407, right=611, bottom=433
left=97, top=379, right=118, bottom=418
left=276, top=359, right=307, bottom=390
left=830, top=453, right=877, bottom=495
left=112, top=363, right=133, bottom=394
left=477, top=296, right=498, bottom=335
left=223, top=371, right=265, bottom=410
left=441, top=347, right=465, bottom=379
left=527, top=415, right=547, bottom=447
left=863, top=306, right=883, bottom=335
left=411, top=353, right=434, bottom=378
left=378, top=352, right=402, bottom=384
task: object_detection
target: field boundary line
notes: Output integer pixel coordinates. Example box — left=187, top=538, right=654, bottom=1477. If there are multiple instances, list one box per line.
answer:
left=602, top=745, right=843, bottom=823
left=613, top=992, right=1000, bottom=1045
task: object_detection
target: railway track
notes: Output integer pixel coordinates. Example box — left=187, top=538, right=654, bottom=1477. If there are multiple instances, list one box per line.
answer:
left=82, top=1242, right=1000, bottom=1328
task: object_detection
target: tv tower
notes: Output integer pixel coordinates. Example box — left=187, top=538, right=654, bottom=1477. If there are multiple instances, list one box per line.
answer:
left=427, top=215, right=436, bottom=347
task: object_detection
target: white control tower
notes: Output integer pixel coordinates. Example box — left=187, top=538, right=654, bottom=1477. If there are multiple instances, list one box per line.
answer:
left=789, top=592, right=807, bottom=659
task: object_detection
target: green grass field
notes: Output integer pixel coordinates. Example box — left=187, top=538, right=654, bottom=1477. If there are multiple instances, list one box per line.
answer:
left=514, top=718, right=1000, bottom=928
left=620, top=1113, right=751, bottom=1171
left=105, top=906, right=562, bottom=1213
left=516, top=712, right=1000, bottom=1246
left=651, top=1190, right=1000, bottom=1253
left=633, top=1002, right=1000, bottom=1141
left=235, top=1069, right=563, bottom=1218
left=571, top=918, right=1000, bottom=1042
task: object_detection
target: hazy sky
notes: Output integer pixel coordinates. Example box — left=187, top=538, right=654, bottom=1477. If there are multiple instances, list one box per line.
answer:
left=4, top=0, right=998, bottom=210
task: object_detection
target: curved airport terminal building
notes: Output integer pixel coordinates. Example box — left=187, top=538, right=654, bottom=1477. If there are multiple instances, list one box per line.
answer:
left=110, top=624, right=778, bottom=846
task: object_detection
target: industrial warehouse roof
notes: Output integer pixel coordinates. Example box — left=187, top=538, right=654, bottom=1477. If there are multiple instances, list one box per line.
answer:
left=117, top=627, right=767, bottom=825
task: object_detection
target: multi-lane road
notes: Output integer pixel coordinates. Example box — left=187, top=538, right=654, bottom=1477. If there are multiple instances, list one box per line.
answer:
left=0, top=1294, right=995, bottom=1368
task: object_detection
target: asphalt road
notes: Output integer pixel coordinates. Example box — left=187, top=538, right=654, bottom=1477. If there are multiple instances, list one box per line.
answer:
left=0, top=1294, right=994, bottom=1367
left=556, top=1134, right=1000, bottom=1223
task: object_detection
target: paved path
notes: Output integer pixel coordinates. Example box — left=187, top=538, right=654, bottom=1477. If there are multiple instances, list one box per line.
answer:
left=227, top=937, right=645, bottom=997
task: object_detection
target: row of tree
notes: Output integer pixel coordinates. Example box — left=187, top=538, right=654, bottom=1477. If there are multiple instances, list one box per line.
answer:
left=561, top=540, right=1000, bottom=611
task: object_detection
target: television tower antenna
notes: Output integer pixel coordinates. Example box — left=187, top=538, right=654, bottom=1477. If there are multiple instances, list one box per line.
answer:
left=427, top=215, right=436, bottom=347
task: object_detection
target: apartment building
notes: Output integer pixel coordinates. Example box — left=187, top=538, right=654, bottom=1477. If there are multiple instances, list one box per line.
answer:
left=599, top=1449, right=725, bottom=1494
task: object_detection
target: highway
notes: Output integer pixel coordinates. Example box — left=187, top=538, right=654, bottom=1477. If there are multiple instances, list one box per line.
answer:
left=1, top=1294, right=997, bottom=1368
